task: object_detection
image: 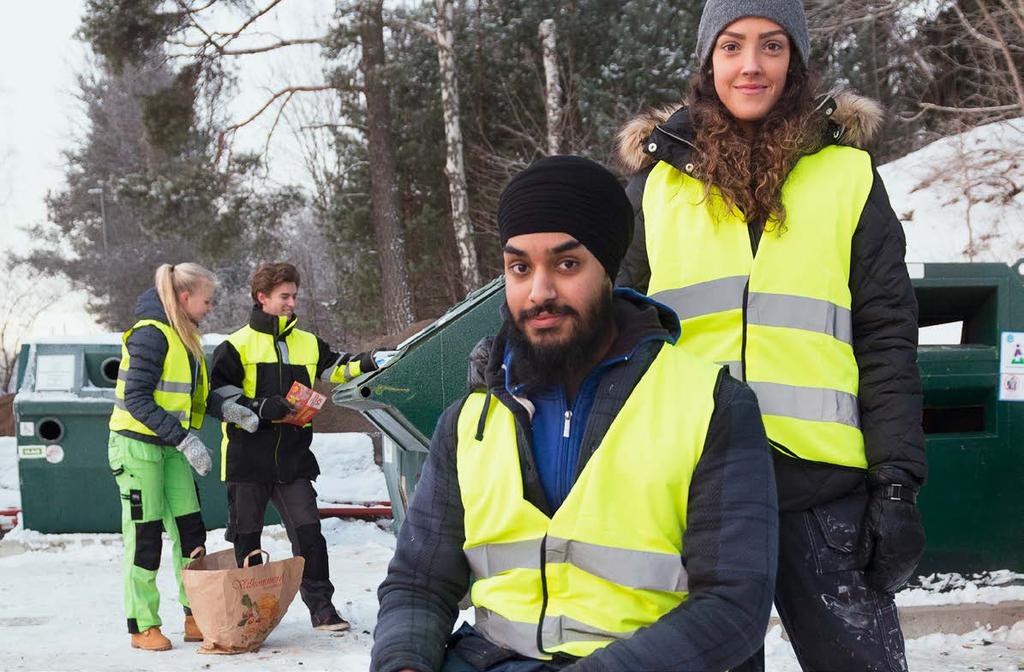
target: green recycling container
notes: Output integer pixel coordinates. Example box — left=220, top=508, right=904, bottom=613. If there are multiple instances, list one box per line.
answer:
left=913, top=257, right=1024, bottom=574
left=337, top=262, right=1024, bottom=574
left=333, top=278, right=505, bottom=529
left=13, top=338, right=278, bottom=533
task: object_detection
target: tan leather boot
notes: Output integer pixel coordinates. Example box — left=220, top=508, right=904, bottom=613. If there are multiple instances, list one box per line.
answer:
left=131, top=626, right=172, bottom=651
left=184, top=614, right=203, bottom=642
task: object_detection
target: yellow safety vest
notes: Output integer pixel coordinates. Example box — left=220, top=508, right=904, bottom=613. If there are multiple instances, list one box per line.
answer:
left=109, top=319, right=208, bottom=436
left=642, top=145, right=872, bottom=469
left=456, top=344, right=720, bottom=659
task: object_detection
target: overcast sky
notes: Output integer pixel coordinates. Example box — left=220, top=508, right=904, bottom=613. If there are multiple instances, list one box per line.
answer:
left=1, top=2, right=95, bottom=340
left=0, top=2, right=335, bottom=341
left=1, top=2, right=87, bottom=252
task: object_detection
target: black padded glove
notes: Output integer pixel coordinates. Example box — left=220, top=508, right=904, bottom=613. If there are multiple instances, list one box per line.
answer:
left=357, top=351, right=379, bottom=374
left=856, top=466, right=926, bottom=594
left=246, top=395, right=295, bottom=421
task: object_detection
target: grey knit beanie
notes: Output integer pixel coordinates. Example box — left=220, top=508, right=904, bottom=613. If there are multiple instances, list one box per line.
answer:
left=695, top=0, right=810, bottom=68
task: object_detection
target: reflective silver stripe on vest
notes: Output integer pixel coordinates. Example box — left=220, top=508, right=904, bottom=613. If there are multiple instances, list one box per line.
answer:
left=155, top=381, right=192, bottom=393
left=650, top=276, right=747, bottom=320
left=113, top=398, right=188, bottom=422
left=213, top=384, right=244, bottom=401
left=546, top=537, right=687, bottom=593
left=475, top=608, right=545, bottom=658
left=747, top=381, right=860, bottom=428
left=117, top=370, right=192, bottom=394
left=747, top=292, right=853, bottom=344
left=541, top=613, right=634, bottom=648
left=717, top=360, right=743, bottom=380
left=322, top=353, right=351, bottom=381
left=465, top=539, right=541, bottom=578
left=277, top=342, right=290, bottom=364
left=475, top=608, right=633, bottom=659
left=466, top=537, right=687, bottom=593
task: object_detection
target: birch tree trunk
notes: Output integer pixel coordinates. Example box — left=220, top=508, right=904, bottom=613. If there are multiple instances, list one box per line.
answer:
left=435, top=0, right=481, bottom=293
left=359, top=0, right=415, bottom=333
left=539, top=19, right=563, bottom=155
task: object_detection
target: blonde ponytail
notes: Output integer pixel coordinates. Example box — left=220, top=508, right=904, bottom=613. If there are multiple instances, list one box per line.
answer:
left=154, top=262, right=217, bottom=360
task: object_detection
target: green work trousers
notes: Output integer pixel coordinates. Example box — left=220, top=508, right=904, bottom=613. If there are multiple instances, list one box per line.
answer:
left=108, top=432, right=206, bottom=634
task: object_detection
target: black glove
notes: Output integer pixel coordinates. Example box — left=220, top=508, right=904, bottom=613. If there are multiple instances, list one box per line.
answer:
left=856, top=466, right=926, bottom=594
left=246, top=395, right=295, bottom=421
left=357, top=351, right=379, bottom=374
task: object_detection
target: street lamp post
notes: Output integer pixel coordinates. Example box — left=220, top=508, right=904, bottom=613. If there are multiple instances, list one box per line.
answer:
left=87, top=186, right=108, bottom=254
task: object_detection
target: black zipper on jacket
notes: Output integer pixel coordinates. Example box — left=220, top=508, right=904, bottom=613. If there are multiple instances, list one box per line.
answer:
left=273, top=328, right=284, bottom=482
left=740, top=280, right=750, bottom=382
left=740, top=220, right=762, bottom=383
left=535, top=534, right=552, bottom=656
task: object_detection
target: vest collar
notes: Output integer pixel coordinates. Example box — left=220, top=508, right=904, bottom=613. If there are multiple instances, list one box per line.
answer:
left=248, top=305, right=298, bottom=338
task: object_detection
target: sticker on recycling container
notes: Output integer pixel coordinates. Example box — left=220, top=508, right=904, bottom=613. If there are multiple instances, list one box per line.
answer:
left=19, top=422, right=34, bottom=437
left=45, top=445, right=65, bottom=464
left=18, top=445, right=45, bottom=460
left=1002, top=374, right=1024, bottom=401
left=1000, top=332, right=1024, bottom=401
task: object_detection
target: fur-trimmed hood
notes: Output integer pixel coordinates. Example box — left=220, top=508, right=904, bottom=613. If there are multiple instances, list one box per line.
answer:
left=615, top=91, right=884, bottom=175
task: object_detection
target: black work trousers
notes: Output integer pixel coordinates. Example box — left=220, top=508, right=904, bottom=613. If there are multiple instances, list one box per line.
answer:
left=738, top=490, right=908, bottom=672
left=225, top=479, right=336, bottom=623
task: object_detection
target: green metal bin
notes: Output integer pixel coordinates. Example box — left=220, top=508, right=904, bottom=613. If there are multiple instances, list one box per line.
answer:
left=913, top=257, right=1024, bottom=574
left=13, top=337, right=277, bottom=533
left=333, top=278, right=505, bottom=529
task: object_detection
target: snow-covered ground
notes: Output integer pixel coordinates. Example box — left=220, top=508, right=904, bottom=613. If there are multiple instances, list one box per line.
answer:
left=3, top=434, right=1024, bottom=669
left=879, top=118, right=1024, bottom=265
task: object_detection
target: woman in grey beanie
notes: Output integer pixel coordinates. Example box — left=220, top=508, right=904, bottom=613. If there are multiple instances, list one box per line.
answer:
left=616, top=1, right=925, bottom=671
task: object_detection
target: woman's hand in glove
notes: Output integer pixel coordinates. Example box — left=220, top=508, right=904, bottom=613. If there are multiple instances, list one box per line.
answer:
left=176, top=433, right=212, bottom=476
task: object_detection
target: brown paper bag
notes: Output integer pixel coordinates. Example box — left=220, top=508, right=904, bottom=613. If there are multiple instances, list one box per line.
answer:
left=183, top=548, right=305, bottom=654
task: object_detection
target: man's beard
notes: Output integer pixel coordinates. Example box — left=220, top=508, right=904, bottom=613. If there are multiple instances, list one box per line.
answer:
left=506, top=291, right=615, bottom=394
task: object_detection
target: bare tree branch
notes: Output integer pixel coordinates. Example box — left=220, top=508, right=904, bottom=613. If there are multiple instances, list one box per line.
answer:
left=918, top=101, right=1021, bottom=113
left=214, top=84, right=336, bottom=162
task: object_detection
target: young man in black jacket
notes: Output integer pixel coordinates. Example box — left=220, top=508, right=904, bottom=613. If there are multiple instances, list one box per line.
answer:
left=372, top=156, right=779, bottom=672
left=211, top=262, right=379, bottom=632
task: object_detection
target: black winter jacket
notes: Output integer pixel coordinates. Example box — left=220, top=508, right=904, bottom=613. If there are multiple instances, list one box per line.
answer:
left=614, top=93, right=926, bottom=511
left=372, top=292, right=779, bottom=672
left=210, top=307, right=359, bottom=483
left=116, top=287, right=222, bottom=447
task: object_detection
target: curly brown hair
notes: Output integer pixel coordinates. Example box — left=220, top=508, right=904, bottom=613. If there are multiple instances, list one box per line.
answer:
left=689, top=60, right=825, bottom=232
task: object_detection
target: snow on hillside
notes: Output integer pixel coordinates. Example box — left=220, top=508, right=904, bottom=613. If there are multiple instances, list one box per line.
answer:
left=879, top=118, right=1024, bottom=265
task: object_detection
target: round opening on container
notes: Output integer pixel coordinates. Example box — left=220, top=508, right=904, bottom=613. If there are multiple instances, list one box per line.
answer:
left=360, top=386, right=372, bottom=399
left=37, top=418, right=65, bottom=444
left=101, top=357, right=121, bottom=384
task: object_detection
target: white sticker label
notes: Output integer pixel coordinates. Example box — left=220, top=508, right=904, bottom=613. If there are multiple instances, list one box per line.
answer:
left=45, top=445, right=65, bottom=464
left=383, top=439, right=394, bottom=464
left=18, top=445, right=45, bottom=460
left=1000, top=333, right=1024, bottom=401
left=1001, top=374, right=1024, bottom=401
left=35, top=354, right=77, bottom=391
left=19, top=422, right=34, bottom=437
